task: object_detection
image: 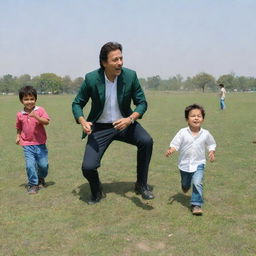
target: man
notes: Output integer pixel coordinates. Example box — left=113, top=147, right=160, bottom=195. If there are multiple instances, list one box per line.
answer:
left=72, top=42, right=154, bottom=204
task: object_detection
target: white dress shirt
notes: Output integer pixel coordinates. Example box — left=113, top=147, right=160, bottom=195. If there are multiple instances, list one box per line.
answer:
left=97, top=74, right=123, bottom=123
left=170, top=127, right=216, bottom=173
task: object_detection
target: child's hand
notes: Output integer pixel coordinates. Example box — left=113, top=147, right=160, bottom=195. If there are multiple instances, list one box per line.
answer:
left=29, top=110, right=37, bottom=118
left=165, top=147, right=176, bottom=157
left=16, top=136, right=20, bottom=145
left=208, top=151, right=215, bottom=162
left=29, top=111, right=49, bottom=125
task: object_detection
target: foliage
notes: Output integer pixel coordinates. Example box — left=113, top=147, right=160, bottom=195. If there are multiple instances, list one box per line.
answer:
left=191, top=72, right=215, bottom=92
left=0, top=74, right=16, bottom=93
left=1, top=71, right=256, bottom=94
left=35, top=73, right=63, bottom=94
left=217, top=73, right=236, bottom=90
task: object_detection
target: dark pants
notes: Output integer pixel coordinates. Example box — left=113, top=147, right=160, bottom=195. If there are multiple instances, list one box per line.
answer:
left=81, top=122, right=153, bottom=195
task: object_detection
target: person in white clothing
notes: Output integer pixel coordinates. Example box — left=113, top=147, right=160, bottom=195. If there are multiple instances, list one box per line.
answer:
left=165, top=104, right=216, bottom=215
left=219, top=83, right=226, bottom=110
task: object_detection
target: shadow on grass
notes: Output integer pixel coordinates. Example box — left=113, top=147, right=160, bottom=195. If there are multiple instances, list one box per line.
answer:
left=168, top=193, right=191, bottom=210
left=72, top=181, right=154, bottom=210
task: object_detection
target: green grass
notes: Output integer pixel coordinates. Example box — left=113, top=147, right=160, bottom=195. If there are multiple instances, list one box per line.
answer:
left=0, top=91, right=255, bottom=256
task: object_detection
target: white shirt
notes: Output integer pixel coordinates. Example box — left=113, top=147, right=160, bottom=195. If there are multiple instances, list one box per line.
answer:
left=169, top=127, right=216, bottom=173
left=220, top=87, right=226, bottom=100
left=97, top=74, right=123, bottom=123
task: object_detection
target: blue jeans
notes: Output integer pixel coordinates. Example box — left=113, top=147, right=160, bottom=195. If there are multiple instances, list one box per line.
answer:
left=180, top=164, right=205, bottom=206
left=23, top=144, right=48, bottom=186
left=220, top=99, right=225, bottom=110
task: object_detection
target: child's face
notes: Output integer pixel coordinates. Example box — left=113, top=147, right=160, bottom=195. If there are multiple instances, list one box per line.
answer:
left=21, top=94, right=36, bottom=111
left=187, top=109, right=204, bottom=131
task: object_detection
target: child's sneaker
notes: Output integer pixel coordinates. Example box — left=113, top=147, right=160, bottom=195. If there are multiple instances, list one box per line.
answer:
left=27, top=185, right=39, bottom=194
left=191, top=205, right=203, bottom=215
left=38, top=178, right=46, bottom=189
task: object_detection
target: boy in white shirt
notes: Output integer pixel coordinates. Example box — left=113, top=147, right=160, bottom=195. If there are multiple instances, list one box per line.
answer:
left=219, top=83, right=226, bottom=110
left=165, top=104, right=216, bottom=215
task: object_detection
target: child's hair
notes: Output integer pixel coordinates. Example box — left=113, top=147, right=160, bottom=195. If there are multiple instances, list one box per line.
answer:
left=219, top=83, right=224, bottom=88
left=19, top=86, right=37, bottom=101
left=185, top=104, right=205, bottom=120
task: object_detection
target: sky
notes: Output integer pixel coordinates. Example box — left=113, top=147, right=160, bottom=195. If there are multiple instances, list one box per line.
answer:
left=0, top=0, right=256, bottom=80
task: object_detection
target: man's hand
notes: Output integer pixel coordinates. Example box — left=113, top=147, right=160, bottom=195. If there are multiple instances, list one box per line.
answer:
left=78, top=117, right=93, bottom=135
left=165, top=147, right=176, bottom=157
left=113, top=117, right=131, bottom=130
left=81, top=121, right=93, bottom=135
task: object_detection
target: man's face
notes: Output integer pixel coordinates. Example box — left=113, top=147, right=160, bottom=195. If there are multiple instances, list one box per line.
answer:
left=103, top=49, right=123, bottom=81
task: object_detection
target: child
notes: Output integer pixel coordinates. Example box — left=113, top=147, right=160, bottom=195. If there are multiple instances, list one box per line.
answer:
left=219, top=83, right=226, bottom=110
left=16, top=86, right=50, bottom=194
left=165, top=104, right=216, bottom=215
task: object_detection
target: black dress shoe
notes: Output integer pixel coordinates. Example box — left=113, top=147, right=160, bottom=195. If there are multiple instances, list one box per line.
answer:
left=87, top=185, right=106, bottom=205
left=87, top=194, right=102, bottom=205
left=134, top=182, right=154, bottom=200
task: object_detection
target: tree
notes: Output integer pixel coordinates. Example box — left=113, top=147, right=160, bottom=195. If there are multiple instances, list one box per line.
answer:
left=147, top=75, right=161, bottom=90
left=168, top=74, right=184, bottom=90
left=72, top=77, right=84, bottom=93
left=0, top=74, right=16, bottom=93
left=37, top=73, right=63, bottom=94
left=217, top=73, right=236, bottom=91
left=15, top=74, right=32, bottom=92
left=139, top=78, right=147, bottom=90
left=62, top=75, right=73, bottom=93
left=191, top=72, right=215, bottom=92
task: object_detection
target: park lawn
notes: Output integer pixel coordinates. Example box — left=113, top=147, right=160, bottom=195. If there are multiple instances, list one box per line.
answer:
left=0, top=91, right=255, bottom=256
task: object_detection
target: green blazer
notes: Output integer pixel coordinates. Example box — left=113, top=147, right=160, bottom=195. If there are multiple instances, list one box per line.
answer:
left=72, top=67, right=147, bottom=138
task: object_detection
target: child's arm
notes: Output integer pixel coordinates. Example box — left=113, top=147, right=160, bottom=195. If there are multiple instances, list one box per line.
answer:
left=165, top=147, right=176, bottom=157
left=208, top=150, right=215, bottom=162
left=29, top=111, right=49, bottom=125
left=165, top=130, right=182, bottom=157
left=206, top=131, right=216, bottom=163
left=16, top=130, right=21, bottom=145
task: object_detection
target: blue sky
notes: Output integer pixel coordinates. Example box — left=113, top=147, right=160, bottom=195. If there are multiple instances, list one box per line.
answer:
left=0, top=0, right=255, bottom=79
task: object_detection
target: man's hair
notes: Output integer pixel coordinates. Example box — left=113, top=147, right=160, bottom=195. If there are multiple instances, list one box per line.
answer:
left=99, top=42, right=122, bottom=69
left=185, top=104, right=205, bottom=119
left=219, top=83, right=224, bottom=88
left=19, top=86, right=37, bottom=101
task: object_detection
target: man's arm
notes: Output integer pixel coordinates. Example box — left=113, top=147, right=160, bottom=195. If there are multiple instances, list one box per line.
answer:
left=131, top=72, right=147, bottom=117
left=72, top=79, right=90, bottom=124
left=113, top=71, right=145, bottom=130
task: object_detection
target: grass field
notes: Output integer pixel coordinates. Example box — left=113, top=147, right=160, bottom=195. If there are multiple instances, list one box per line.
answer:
left=0, top=91, right=255, bottom=256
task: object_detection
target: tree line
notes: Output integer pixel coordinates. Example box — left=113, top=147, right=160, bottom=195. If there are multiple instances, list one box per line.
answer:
left=1, top=72, right=256, bottom=95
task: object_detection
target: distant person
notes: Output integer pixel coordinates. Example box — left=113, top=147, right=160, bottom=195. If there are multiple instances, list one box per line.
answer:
left=16, top=86, right=50, bottom=194
left=72, top=42, right=154, bottom=205
left=165, top=104, right=216, bottom=215
left=219, top=83, right=226, bottom=110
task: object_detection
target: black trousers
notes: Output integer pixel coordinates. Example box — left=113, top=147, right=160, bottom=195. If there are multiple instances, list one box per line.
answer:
left=81, top=122, right=153, bottom=194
